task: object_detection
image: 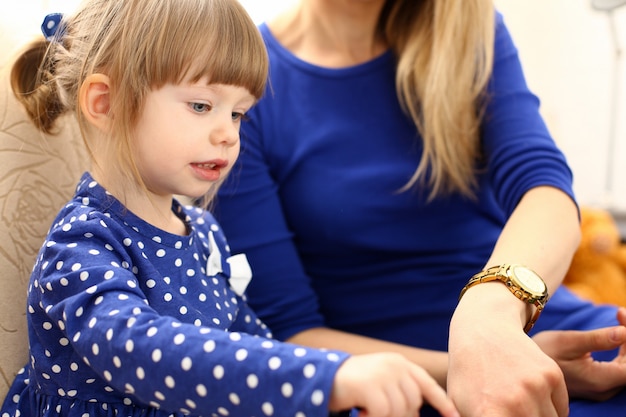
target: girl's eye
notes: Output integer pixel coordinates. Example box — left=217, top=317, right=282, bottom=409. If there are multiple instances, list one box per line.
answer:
left=232, top=112, right=249, bottom=122
left=190, top=102, right=211, bottom=113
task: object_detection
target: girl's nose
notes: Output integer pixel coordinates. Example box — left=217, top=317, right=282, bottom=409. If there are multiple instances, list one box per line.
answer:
left=209, top=116, right=239, bottom=147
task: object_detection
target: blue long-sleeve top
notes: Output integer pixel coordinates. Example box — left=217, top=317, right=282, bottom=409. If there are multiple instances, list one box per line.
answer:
left=1, top=172, right=349, bottom=417
left=214, top=15, right=620, bottom=355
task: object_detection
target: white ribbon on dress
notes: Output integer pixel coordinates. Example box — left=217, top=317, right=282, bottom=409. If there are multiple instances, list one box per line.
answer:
left=206, top=231, right=252, bottom=296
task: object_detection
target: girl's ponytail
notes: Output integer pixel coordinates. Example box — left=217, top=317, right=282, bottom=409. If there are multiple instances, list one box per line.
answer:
left=10, top=38, right=66, bottom=134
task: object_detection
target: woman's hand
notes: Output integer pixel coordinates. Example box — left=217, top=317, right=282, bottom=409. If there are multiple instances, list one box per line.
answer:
left=448, top=285, right=570, bottom=417
left=533, top=307, right=626, bottom=401
left=329, top=352, right=459, bottom=417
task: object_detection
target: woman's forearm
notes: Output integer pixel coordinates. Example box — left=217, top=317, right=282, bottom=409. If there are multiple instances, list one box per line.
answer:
left=287, top=327, right=449, bottom=388
left=485, top=185, right=580, bottom=293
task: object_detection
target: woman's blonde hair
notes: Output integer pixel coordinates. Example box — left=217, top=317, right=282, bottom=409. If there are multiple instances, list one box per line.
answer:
left=11, top=0, right=268, bottom=204
left=380, top=0, right=495, bottom=199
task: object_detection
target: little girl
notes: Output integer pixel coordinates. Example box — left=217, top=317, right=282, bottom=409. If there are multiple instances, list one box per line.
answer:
left=0, top=1, right=459, bottom=416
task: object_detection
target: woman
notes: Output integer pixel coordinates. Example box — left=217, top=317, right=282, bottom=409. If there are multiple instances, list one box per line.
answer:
left=215, top=0, right=626, bottom=415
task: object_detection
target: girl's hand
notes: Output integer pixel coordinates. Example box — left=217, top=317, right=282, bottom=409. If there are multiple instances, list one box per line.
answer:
left=329, top=352, right=459, bottom=417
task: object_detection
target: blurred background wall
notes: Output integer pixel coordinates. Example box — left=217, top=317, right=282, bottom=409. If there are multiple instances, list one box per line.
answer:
left=2, top=0, right=625, bottom=214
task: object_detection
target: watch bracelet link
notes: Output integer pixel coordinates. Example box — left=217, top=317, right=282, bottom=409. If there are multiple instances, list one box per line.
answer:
left=459, top=264, right=545, bottom=333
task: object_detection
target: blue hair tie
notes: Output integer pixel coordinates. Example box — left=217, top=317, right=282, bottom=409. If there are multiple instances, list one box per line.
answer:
left=41, top=13, right=65, bottom=42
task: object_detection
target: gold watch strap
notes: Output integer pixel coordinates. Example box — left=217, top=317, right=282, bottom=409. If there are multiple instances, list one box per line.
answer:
left=459, top=264, right=544, bottom=333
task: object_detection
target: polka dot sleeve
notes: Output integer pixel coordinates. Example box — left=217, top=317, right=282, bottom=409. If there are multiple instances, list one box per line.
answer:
left=20, top=173, right=350, bottom=417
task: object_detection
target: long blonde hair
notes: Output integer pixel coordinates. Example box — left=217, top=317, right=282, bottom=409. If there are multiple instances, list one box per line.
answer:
left=11, top=0, right=268, bottom=203
left=380, top=0, right=495, bottom=199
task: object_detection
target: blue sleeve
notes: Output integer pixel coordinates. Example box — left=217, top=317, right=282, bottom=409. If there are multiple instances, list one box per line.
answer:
left=216, top=106, right=326, bottom=341
left=482, top=13, right=577, bottom=215
left=35, top=212, right=347, bottom=416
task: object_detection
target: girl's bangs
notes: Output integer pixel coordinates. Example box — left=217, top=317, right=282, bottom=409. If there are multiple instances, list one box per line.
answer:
left=146, top=0, right=268, bottom=98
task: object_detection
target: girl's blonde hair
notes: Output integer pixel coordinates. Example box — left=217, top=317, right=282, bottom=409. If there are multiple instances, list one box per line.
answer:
left=11, top=0, right=268, bottom=204
left=380, top=0, right=495, bottom=199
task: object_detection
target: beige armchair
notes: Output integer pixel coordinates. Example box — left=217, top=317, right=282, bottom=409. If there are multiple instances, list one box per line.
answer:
left=0, top=65, right=88, bottom=402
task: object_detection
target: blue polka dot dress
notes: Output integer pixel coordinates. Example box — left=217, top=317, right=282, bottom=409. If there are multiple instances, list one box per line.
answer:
left=1, top=172, right=349, bottom=417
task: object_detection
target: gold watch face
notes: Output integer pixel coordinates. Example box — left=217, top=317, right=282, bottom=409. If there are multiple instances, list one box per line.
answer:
left=511, top=265, right=546, bottom=296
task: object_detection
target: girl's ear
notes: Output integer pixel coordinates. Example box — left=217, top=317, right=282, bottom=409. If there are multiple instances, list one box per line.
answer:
left=79, top=73, right=112, bottom=132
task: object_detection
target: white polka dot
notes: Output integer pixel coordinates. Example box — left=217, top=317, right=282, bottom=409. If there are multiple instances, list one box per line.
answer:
left=147, top=327, right=158, bottom=337
left=281, top=382, right=293, bottom=398
left=181, top=357, right=192, bottom=371
left=229, top=392, right=240, bottom=405
left=92, top=344, right=99, bottom=355
left=165, top=376, right=175, bottom=388
left=246, top=374, right=258, bottom=389
left=327, top=352, right=341, bottom=362
left=196, top=384, right=207, bottom=397
left=294, top=347, right=307, bottom=357
left=152, top=349, right=162, bottom=362
left=204, top=340, right=216, bottom=352
left=136, top=367, right=145, bottom=379
left=235, top=349, right=248, bottom=361
left=156, top=249, right=166, bottom=257
left=268, top=357, right=281, bottom=370
left=303, top=364, right=316, bottom=378
left=154, top=391, right=165, bottom=401
left=146, top=279, right=156, bottom=288
left=213, top=365, right=224, bottom=379
left=80, top=271, right=89, bottom=281
left=311, top=390, right=324, bottom=406
left=262, top=402, right=274, bottom=416
left=173, top=334, right=185, bottom=345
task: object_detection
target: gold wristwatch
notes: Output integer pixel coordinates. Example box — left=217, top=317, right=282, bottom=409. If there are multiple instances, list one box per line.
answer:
left=459, top=264, right=549, bottom=333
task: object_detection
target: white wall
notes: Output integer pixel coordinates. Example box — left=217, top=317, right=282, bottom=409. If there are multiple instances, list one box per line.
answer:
left=494, top=0, right=626, bottom=212
left=3, top=0, right=625, bottom=212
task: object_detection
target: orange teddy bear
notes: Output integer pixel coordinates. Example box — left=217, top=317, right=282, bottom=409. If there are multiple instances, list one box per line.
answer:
left=562, top=206, right=626, bottom=306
